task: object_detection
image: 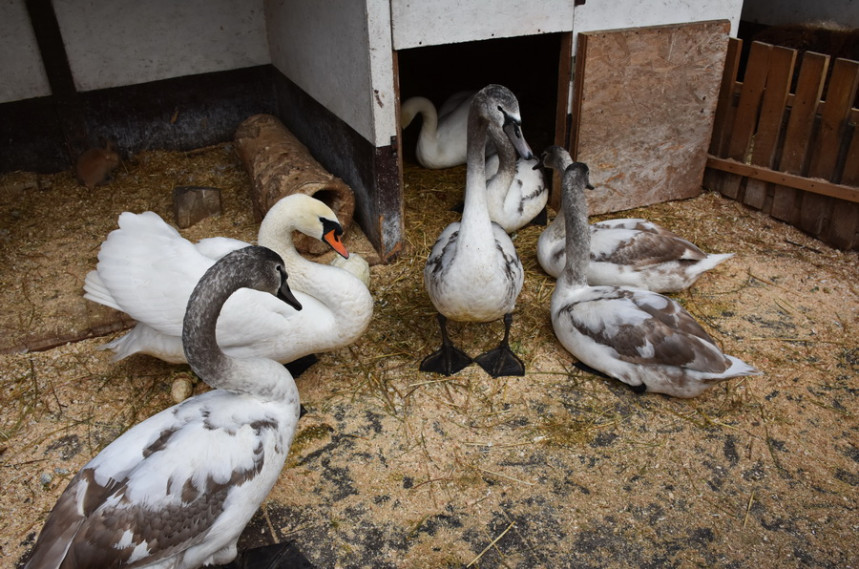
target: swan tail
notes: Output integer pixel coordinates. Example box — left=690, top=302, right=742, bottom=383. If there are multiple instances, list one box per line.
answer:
left=104, top=325, right=187, bottom=364
left=696, top=252, right=734, bottom=272
left=709, top=355, right=762, bottom=381
left=82, top=270, right=122, bottom=311
left=680, top=253, right=734, bottom=285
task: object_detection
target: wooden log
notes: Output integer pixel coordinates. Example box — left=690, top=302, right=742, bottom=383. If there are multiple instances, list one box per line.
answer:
left=235, top=114, right=355, bottom=255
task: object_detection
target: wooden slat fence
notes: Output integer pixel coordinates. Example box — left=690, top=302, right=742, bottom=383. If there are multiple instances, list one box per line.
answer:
left=705, top=38, right=859, bottom=250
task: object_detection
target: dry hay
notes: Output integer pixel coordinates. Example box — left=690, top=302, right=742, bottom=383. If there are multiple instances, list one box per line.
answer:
left=1, top=147, right=857, bottom=568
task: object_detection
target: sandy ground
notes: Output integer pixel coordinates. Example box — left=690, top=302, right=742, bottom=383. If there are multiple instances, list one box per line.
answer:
left=1, top=145, right=857, bottom=568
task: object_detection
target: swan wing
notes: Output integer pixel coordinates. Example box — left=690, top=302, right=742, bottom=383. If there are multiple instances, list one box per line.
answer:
left=194, top=236, right=250, bottom=260
left=86, top=212, right=225, bottom=337
left=591, top=218, right=676, bottom=236
left=26, top=392, right=289, bottom=569
left=590, top=229, right=707, bottom=268
left=557, top=287, right=732, bottom=374
left=213, top=289, right=334, bottom=360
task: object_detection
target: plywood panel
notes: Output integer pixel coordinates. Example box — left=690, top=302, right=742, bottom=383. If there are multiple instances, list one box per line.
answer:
left=571, top=20, right=730, bottom=215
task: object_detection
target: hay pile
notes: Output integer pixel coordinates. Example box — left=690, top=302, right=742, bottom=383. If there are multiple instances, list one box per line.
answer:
left=1, top=145, right=856, bottom=568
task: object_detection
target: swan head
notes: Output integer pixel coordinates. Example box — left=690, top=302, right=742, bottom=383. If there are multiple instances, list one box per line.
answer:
left=474, top=85, right=534, bottom=161
left=539, top=146, right=596, bottom=190
left=539, top=145, right=573, bottom=172
left=564, top=162, right=591, bottom=193
left=210, top=246, right=303, bottom=312
left=261, top=194, right=350, bottom=259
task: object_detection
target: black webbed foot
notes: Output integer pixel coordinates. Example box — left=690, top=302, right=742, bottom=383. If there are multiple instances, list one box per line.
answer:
left=284, top=353, right=319, bottom=378
left=474, top=345, right=525, bottom=377
left=420, top=313, right=472, bottom=375
left=420, top=345, right=472, bottom=376
left=474, top=312, right=525, bottom=377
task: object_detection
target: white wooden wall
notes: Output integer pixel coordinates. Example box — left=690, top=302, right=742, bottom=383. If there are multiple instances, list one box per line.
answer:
left=0, top=0, right=269, bottom=104
left=0, top=1, right=50, bottom=102
left=265, top=0, right=397, bottom=148
left=390, top=0, right=573, bottom=50
left=2, top=0, right=757, bottom=138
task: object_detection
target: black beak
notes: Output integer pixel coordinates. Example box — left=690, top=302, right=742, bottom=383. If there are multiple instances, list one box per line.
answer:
left=277, top=280, right=303, bottom=311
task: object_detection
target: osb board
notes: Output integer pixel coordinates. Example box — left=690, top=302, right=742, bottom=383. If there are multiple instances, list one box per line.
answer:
left=2, top=154, right=859, bottom=568
left=571, top=20, right=730, bottom=215
left=0, top=144, right=378, bottom=356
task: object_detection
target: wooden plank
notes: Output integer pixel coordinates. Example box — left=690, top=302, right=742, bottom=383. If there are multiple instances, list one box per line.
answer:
left=715, top=41, right=772, bottom=199
left=551, top=31, right=574, bottom=211
left=708, top=37, right=742, bottom=156
left=706, top=156, right=859, bottom=203
left=703, top=37, right=741, bottom=194
left=570, top=20, right=729, bottom=215
left=769, top=51, right=829, bottom=223
left=798, top=58, right=859, bottom=236
left=568, top=32, right=589, bottom=162
left=743, top=45, right=797, bottom=210
left=823, top=132, right=859, bottom=249
left=729, top=82, right=859, bottom=124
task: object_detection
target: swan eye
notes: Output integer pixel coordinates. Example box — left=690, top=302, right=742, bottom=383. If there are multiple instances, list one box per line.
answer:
left=320, top=217, right=343, bottom=238
left=320, top=217, right=349, bottom=258
left=497, top=106, right=520, bottom=127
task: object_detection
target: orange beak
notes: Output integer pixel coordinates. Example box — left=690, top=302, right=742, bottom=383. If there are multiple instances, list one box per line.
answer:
left=324, top=229, right=349, bottom=259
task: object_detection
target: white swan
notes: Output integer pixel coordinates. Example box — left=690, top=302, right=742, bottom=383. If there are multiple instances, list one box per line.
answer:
left=401, top=91, right=476, bottom=169
left=24, top=246, right=303, bottom=569
left=422, top=85, right=531, bottom=377
left=84, top=194, right=373, bottom=364
left=484, top=135, right=546, bottom=233
left=536, top=153, right=732, bottom=292
left=543, top=146, right=761, bottom=398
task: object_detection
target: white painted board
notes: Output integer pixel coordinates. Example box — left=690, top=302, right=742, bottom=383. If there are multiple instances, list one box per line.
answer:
left=267, top=0, right=397, bottom=147
left=53, top=0, right=270, bottom=92
left=0, top=0, right=51, bottom=103
left=391, top=0, right=574, bottom=50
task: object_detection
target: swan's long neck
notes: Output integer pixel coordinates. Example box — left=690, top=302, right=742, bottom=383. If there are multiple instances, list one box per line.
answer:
left=257, top=205, right=369, bottom=329
left=183, top=266, right=295, bottom=401
left=258, top=207, right=321, bottom=296
left=486, top=124, right=518, bottom=196
left=459, top=110, right=494, bottom=243
left=401, top=97, right=438, bottom=140
left=560, top=169, right=591, bottom=289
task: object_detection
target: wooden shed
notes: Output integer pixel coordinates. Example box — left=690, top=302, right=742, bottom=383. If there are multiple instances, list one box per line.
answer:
left=0, top=0, right=745, bottom=261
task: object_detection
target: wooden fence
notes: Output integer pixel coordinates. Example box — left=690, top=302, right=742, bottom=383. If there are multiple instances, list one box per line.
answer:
left=704, top=38, right=859, bottom=250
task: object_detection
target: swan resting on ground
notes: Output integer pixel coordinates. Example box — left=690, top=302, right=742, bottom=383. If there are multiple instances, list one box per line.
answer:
left=24, top=246, right=303, bottom=569
left=542, top=146, right=761, bottom=398
left=401, top=91, right=476, bottom=169
left=536, top=153, right=732, bottom=291
left=84, top=194, right=373, bottom=365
